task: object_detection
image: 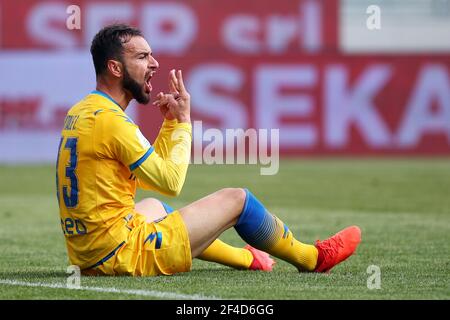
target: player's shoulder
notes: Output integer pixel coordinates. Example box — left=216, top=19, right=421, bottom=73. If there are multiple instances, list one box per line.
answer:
left=67, top=92, right=111, bottom=114
left=84, top=92, right=119, bottom=113
left=94, top=107, right=136, bottom=129
left=84, top=93, right=136, bottom=126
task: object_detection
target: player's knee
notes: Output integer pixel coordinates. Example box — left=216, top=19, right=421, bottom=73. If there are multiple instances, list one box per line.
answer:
left=219, top=188, right=247, bottom=214
left=234, top=188, right=247, bottom=208
left=139, top=198, right=161, bottom=207
left=135, top=197, right=166, bottom=214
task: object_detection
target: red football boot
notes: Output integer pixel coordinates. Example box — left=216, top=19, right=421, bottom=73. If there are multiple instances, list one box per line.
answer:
left=245, top=245, right=276, bottom=271
left=314, top=226, right=361, bottom=273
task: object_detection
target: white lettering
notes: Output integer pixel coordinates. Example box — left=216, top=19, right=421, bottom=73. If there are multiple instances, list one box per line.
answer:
left=324, top=65, right=392, bottom=148
left=188, top=64, right=247, bottom=129
left=203, top=128, right=224, bottom=165
left=66, top=265, right=81, bottom=289
left=142, top=3, right=196, bottom=55
left=85, top=4, right=133, bottom=46
left=28, top=3, right=77, bottom=48
left=225, top=128, right=258, bottom=165
left=223, top=15, right=260, bottom=54
left=366, top=5, right=381, bottom=30
left=397, top=65, right=450, bottom=147
left=259, top=129, right=280, bottom=175
left=266, top=16, right=297, bottom=54
left=66, top=5, right=81, bottom=30
left=255, top=65, right=317, bottom=147
left=367, top=265, right=381, bottom=289
left=302, top=0, right=322, bottom=52
left=222, top=1, right=322, bottom=54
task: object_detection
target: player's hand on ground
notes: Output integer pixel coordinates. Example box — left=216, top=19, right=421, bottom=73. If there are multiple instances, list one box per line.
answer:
left=153, top=69, right=191, bottom=123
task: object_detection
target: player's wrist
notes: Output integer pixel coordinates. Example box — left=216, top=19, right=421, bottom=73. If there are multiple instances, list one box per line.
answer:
left=177, top=115, right=191, bottom=123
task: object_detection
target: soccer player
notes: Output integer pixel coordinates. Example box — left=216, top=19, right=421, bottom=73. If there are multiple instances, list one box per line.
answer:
left=56, top=24, right=361, bottom=277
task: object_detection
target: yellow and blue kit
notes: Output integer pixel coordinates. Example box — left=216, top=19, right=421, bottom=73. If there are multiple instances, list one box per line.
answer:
left=56, top=90, right=192, bottom=275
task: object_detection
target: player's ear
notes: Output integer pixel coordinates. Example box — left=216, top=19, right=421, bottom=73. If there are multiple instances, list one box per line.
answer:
left=107, top=60, right=123, bottom=78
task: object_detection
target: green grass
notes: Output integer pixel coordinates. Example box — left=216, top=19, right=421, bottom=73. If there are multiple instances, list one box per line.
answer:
left=0, top=159, right=449, bottom=299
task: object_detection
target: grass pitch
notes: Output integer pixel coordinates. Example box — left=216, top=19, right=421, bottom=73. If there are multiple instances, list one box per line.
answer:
left=0, top=159, right=449, bottom=299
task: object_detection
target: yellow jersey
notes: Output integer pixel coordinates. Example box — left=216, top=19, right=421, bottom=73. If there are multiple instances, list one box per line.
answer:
left=56, top=90, right=191, bottom=269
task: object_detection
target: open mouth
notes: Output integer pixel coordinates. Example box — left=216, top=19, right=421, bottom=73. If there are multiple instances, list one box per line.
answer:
left=144, top=72, right=154, bottom=94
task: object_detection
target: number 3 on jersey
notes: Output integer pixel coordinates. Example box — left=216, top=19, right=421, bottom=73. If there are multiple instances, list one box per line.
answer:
left=57, top=137, right=79, bottom=208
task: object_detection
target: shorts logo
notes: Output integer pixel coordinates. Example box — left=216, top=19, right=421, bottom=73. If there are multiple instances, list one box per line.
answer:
left=144, top=231, right=163, bottom=249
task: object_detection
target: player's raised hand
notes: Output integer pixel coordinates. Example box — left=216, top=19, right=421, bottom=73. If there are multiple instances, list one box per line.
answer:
left=155, top=92, right=175, bottom=120
left=153, top=69, right=191, bottom=123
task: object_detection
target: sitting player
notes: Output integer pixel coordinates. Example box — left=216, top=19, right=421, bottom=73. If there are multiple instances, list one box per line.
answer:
left=56, top=24, right=361, bottom=277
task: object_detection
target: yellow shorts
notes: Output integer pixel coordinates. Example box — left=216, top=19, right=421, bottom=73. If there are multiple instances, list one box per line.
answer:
left=83, top=211, right=192, bottom=276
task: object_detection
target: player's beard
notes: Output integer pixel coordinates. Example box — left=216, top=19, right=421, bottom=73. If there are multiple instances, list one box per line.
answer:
left=122, top=66, right=150, bottom=105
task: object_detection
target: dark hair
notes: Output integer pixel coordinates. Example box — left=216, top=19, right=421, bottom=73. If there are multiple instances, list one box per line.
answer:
left=90, top=24, right=143, bottom=76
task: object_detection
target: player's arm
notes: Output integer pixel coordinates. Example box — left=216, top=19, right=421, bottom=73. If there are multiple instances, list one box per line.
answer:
left=97, top=110, right=191, bottom=196
left=133, top=121, right=191, bottom=196
left=151, top=69, right=191, bottom=158
left=136, top=69, right=192, bottom=196
left=151, top=118, right=179, bottom=159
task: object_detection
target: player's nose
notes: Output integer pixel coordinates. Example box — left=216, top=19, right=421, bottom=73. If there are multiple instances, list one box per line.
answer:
left=149, top=55, right=159, bottom=69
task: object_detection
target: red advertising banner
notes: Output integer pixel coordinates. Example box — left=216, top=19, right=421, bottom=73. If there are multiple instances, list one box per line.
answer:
left=0, top=0, right=449, bottom=162
left=143, top=55, right=450, bottom=155
left=1, top=0, right=338, bottom=52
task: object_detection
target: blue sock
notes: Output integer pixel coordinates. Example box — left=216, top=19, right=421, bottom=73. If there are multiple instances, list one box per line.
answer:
left=234, top=189, right=286, bottom=250
left=234, top=189, right=319, bottom=271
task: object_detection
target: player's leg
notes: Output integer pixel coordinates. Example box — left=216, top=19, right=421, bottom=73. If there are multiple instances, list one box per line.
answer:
left=135, top=198, right=168, bottom=222
left=179, top=188, right=361, bottom=272
left=178, top=188, right=246, bottom=257
left=135, top=197, right=274, bottom=271
left=178, top=188, right=317, bottom=269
